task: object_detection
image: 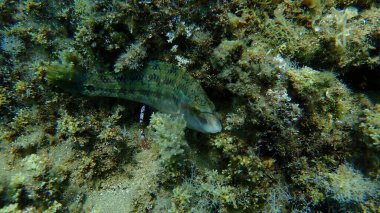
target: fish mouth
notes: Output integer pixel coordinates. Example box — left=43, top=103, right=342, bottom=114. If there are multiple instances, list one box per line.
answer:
left=185, top=111, right=222, bottom=133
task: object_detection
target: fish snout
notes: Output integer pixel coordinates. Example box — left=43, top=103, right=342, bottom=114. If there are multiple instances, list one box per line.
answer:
left=186, top=112, right=222, bottom=133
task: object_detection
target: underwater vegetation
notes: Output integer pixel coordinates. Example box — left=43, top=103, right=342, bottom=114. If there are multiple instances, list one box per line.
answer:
left=0, top=0, right=379, bottom=212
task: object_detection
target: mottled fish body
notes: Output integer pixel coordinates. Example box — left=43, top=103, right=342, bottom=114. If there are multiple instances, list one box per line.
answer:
left=45, top=61, right=221, bottom=133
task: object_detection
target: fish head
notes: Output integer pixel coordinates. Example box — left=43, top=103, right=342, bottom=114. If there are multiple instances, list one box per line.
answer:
left=178, top=88, right=222, bottom=133
left=188, top=111, right=222, bottom=133
left=182, top=106, right=222, bottom=133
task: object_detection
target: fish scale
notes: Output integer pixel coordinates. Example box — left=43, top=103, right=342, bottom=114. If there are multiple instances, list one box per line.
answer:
left=45, top=60, right=222, bottom=133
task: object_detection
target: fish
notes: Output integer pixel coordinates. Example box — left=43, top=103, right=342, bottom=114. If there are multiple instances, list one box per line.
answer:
left=45, top=60, right=222, bottom=133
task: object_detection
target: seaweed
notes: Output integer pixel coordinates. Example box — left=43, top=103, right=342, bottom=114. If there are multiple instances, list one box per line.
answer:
left=0, top=0, right=379, bottom=212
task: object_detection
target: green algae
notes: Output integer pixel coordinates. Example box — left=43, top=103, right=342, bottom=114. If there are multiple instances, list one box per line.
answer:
left=0, top=0, right=379, bottom=212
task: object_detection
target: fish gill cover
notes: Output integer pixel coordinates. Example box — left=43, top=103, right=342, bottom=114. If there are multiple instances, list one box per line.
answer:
left=0, top=0, right=379, bottom=212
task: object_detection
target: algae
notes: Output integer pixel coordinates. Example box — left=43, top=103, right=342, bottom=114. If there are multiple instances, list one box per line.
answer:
left=0, top=0, right=379, bottom=212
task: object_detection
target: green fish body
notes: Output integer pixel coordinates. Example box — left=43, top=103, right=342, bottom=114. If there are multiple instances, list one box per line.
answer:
left=45, top=61, right=222, bottom=133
